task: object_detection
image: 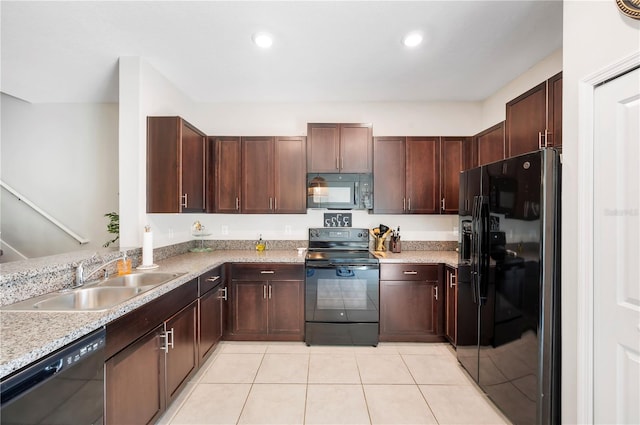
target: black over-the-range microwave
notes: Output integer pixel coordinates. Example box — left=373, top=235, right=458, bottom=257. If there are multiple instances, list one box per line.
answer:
left=306, top=173, right=373, bottom=210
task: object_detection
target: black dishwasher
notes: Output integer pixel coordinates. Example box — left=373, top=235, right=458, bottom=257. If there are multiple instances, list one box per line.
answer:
left=1, top=328, right=106, bottom=425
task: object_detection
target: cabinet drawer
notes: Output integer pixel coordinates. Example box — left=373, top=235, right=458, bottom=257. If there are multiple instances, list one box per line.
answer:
left=231, top=263, right=304, bottom=281
left=380, top=264, right=440, bottom=281
left=199, top=266, right=223, bottom=296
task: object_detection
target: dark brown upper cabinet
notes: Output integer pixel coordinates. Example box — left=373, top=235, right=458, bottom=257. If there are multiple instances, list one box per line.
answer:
left=374, top=136, right=468, bottom=214
left=212, top=136, right=242, bottom=213
left=307, top=123, right=373, bottom=173
left=472, top=121, right=505, bottom=168
left=238, top=136, right=307, bottom=214
left=147, top=116, right=206, bottom=213
left=373, top=136, right=440, bottom=214
left=440, top=137, right=470, bottom=214
left=506, top=71, right=562, bottom=157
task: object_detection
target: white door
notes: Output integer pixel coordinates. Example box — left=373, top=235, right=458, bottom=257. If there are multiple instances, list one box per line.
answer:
left=593, top=66, right=640, bottom=424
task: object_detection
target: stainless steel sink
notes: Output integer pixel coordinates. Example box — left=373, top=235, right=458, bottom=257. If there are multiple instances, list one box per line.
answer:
left=94, top=272, right=184, bottom=289
left=2, top=272, right=186, bottom=312
left=33, top=287, right=148, bottom=311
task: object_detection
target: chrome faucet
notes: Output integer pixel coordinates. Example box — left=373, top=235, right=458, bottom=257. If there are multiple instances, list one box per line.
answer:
left=75, top=253, right=126, bottom=287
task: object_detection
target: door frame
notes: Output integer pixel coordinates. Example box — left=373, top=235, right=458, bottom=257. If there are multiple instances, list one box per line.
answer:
left=576, top=51, right=640, bottom=424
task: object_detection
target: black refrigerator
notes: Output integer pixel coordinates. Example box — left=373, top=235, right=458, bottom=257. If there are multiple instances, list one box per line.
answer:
left=457, top=149, right=561, bottom=425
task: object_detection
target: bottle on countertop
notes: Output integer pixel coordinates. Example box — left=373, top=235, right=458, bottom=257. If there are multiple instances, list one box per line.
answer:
left=117, top=252, right=132, bottom=275
left=255, top=234, right=266, bottom=252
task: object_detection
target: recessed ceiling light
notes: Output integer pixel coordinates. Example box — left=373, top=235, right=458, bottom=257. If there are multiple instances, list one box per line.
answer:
left=402, top=32, right=423, bottom=48
left=252, top=32, right=273, bottom=48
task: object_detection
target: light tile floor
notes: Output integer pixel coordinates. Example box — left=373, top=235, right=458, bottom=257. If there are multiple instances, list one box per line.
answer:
left=157, top=341, right=511, bottom=425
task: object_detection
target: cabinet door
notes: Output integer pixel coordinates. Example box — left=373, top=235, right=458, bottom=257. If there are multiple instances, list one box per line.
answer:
left=406, top=137, right=440, bottom=214
left=440, top=137, right=468, bottom=214
left=147, top=117, right=205, bottom=213
left=274, top=136, right=306, bottom=213
left=181, top=122, right=205, bottom=212
left=445, top=267, right=458, bottom=346
left=506, top=81, right=547, bottom=157
left=380, top=281, right=437, bottom=339
left=242, top=137, right=274, bottom=213
left=307, top=123, right=340, bottom=172
left=474, top=122, right=505, bottom=167
left=373, top=137, right=406, bottom=214
left=547, top=72, right=562, bottom=148
left=231, top=281, right=268, bottom=335
left=340, top=123, right=373, bottom=173
left=215, top=137, right=241, bottom=213
left=267, top=280, right=304, bottom=337
left=199, top=286, right=223, bottom=363
left=105, top=325, right=165, bottom=425
left=165, top=301, right=198, bottom=404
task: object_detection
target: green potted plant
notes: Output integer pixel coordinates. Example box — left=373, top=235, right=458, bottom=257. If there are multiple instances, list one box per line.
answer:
left=103, top=212, right=119, bottom=247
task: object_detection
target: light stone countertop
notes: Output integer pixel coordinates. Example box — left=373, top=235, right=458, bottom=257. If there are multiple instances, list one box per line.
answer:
left=0, top=249, right=458, bottom=379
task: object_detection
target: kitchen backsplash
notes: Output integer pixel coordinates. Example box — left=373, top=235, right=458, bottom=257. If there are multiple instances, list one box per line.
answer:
left=0, top=239, right=457, bottom=307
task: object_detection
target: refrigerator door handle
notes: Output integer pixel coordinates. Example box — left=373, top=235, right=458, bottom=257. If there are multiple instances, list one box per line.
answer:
left=470, top=195, right=480, bottom=304
left=477, top=195, right=490, bottom=305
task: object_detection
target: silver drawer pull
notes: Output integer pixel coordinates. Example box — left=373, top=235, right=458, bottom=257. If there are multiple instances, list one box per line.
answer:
left=403, top=271, right=418, bottom=275
left=206, top=275, right=220, bottom=282
left=260, top=270, right=275, bottom=274
left=221, top=287, right=228, bottom=301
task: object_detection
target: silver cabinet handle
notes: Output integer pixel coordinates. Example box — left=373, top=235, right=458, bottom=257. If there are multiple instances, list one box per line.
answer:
left=341, top=157, right=344, bottom=170
left=538, top=132, right=543, bottom=149
left=403, top=271, right=418, bottom=275
left=181, top=193, right=188, bottom=208
left=221, top=287, right=228, bottom=301
left=268, top=284, right=272, bottom=299
left=336, top=157, right=340, bottom=170
left=207, top=275, right=220, bottom=282
left=434, top=286, right=439, bottom=300
left=441, top=198, right=446, bottom=211
left=449, top=272, right=456, bottom=288
left=274, top=198, right=277, bottom=211
left=235, top=197, right=240, bottom=210
left=408, top=198, right=411, bottom=211
left=403, top=198, right=406, bottom=211
left=260, top=270, right=275, bottom=274
left=263, top=284, right=267, bottom=299
left=161, top=328, right=174, bottom=353
left=269, top=197, right=273, bottom=210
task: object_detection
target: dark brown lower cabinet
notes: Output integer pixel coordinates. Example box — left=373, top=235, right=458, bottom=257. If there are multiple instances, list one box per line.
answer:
left=227, top=263, right=304, bottom=341
left=198, top=267, right=225, bottom=364
left=105, top=325, right=165, bottom=425
left=105, top=280, right=199, bottom=425
left=379, top=264, right=445, bottom=342
left=445, top=266, right=458, bottom=346
left=165, top=301, right=198, bottom=404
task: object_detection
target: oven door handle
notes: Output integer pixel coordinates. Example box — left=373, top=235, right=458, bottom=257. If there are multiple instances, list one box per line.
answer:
left=307, top=263, right=380, bottom=271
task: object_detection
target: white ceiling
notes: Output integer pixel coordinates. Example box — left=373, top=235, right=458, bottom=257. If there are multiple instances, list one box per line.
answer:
left=1, top=1, right=563, bottom=104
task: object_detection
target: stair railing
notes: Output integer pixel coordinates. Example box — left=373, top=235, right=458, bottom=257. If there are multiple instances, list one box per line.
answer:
left=1, top=179, right=90, bottom=245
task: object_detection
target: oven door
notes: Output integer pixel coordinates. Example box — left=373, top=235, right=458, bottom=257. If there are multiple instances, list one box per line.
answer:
left=305, top=264, right=379, bottom=323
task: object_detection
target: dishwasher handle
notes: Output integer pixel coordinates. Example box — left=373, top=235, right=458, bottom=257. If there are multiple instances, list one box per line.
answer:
left=1, top=328, right=105, bottom=407
left=1, top=359, right=63, bottom=405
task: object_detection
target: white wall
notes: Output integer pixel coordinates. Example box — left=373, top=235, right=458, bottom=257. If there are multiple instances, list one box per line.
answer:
left=118, top=58, right=478, bottom=249
left=562, top=2, right=640, bottom=423
left=481, top=48, right=563, bottom=130
left=0, top=93, right=118, bottom=260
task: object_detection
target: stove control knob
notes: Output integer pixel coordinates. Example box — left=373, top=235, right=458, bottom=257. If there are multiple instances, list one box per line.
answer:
left=310, top=229, right=319, bottom=238
left=358, top=232, right=365, bottom=238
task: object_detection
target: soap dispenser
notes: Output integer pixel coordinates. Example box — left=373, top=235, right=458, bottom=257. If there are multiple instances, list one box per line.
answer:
left=255, top=234, right=266, bottom=252
left=117, top=252, right=132, bottom=275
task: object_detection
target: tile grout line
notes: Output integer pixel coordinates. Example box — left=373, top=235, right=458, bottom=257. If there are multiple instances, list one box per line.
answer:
left=234, top=349, right=266, bottom=425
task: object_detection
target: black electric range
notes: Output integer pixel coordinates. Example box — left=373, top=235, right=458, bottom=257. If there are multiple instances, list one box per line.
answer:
left=304, top=228, right=380, bottom=346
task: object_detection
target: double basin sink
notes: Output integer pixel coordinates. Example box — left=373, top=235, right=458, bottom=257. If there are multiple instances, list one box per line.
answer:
left=2, top=272, right=185, bottom=312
